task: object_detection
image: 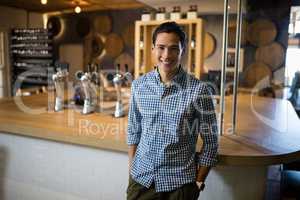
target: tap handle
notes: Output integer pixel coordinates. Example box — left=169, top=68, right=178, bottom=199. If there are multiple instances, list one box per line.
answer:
left=87, top=63, right=91, bottom=73
left=116, top=63, right=120, bottom=74
left=125, top=64, right=129, bottom=72
left=96, top=63, right=101, bottom=72
left=91, top=72, right=99, bottom=84
left=91, top=63, right=98, bottom=72
left=124, top=72, right=133, bottom=84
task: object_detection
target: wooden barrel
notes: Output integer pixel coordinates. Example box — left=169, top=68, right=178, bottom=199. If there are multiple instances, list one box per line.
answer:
left=91, top=34, right=104, bottom=57
left=244, top=62, right=272, bottom=87
left=255, top=42, right=285, bottom=70
left=76, top=17, right=91, bottom=38
left=204, top=32, right=216, bottom=58
left=247, top=19, right=277, bottom=47
left=104, top=33, right=124, bottom=58
left=47, top=16, right=61, bottom=37
left=228, top=20, right=248, bottom=47
left=273, top=67, right=285, bottom=85
left=93, top=15, right=112, bottom=35
left=84, top=33, right=104, bottom=65
left=114, top=53, right=134, bottom=73
left=122, top=24, right=135, bottom=48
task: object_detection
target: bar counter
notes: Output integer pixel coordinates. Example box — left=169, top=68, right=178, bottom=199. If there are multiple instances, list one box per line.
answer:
left=0, top=93, right=300, bottom=165
left=0, top=93, right=129, bottom=153
left=0, top=93, right=300, bottom=200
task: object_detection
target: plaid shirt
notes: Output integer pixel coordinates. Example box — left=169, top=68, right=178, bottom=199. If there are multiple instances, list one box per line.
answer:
left=127, top=67, right=218, bottom=192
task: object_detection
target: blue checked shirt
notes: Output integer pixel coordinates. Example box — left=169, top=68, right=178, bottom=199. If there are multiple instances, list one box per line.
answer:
left=127, top=66, right=218, bottom=192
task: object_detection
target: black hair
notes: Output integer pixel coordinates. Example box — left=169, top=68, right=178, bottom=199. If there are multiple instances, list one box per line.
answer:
left=152, top=21, right=186, bottom=51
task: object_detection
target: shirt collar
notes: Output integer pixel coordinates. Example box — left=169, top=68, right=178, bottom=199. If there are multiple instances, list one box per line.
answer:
left=154, top=65, right=185, bottom=86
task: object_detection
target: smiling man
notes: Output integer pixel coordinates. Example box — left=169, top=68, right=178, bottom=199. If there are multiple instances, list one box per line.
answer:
left=127, top=21, right=218, bottom=200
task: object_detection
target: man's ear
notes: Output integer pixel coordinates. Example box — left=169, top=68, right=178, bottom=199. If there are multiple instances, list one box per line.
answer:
left=181, top=48, right=185, bottom=55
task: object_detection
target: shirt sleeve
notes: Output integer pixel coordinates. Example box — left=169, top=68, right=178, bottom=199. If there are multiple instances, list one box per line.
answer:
left=194, top=84, right=219, bottom=167
left=127, top=81, right=142, bottom=145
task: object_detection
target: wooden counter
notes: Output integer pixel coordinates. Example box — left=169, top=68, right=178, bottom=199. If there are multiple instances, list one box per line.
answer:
left=0, top=94, right=128, bottom=153
left=0, top=93, right=300, bottom=166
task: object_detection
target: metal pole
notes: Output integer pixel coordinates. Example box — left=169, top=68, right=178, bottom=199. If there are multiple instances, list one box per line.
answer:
left=232, top=0, right=243, bottom=134
left=219, top=0, right=229, bottom=136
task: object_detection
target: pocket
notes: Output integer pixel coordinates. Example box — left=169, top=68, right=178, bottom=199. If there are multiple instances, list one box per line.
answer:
left=126, top=176, right=143, bottom=194
left=182, top=182, right=200, bottom=200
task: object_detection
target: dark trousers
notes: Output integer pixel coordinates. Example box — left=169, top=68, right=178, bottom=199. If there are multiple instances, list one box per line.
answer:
left=126, top=176, right=200, bottom=200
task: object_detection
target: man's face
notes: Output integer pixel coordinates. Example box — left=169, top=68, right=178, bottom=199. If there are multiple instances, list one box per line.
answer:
left=152, top=32, right=183, bottom=74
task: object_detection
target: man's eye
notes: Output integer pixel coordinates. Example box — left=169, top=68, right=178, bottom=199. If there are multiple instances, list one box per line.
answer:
left=158, top=46, right=164, bottom=50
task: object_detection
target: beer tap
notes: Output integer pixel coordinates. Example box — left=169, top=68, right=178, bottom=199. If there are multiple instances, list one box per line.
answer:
left=91, top=63, right=100, bottom=86
left=81, top=64, right=98, bottom=114
left=52, top=68, right=68, bottom=112
left=113, top=64, right=133, bottom=118
left=124, top=64, right=133, bottom=84
left=74, top=70, right=85, bottom=105
left=81, top=72, right=96, bottom=114
left=91, top=63, right=102, bottom=113
left=74, top=63, right=100, bottom=114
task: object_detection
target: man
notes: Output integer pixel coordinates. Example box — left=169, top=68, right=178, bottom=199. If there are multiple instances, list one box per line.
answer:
left=127, top=21, right=218, bottom=200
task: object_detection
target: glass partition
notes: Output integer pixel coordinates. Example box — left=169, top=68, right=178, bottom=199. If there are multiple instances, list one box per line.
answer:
left=207, top=0, right=294, bottom=135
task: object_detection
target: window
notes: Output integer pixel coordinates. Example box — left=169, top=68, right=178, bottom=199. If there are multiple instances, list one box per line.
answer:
left=286, top=6, right=300, bottom=87
left=289, top=6, right=300, bottom=36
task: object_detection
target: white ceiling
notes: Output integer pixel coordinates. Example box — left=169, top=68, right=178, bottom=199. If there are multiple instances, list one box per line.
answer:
left=137, top=0, right=246, bottom=15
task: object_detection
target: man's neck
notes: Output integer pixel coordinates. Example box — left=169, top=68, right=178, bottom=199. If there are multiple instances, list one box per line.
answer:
left=158, top=66, right=180, bottom=85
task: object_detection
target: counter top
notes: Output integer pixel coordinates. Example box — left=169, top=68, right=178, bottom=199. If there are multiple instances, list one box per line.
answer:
left=1, top=93, right=300, bottom=166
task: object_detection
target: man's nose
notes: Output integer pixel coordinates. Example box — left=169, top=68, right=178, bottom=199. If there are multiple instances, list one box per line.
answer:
left=162, top=48, right=171, bottom=58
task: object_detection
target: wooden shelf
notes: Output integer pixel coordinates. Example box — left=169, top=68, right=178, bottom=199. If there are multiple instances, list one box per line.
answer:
left=13, top=53, right=52, bottom=58
left=135, top=19, right=205, bottom=26
left=11, top=45, right=52, bottom=50
left=11, top=39, right=52, bottom=43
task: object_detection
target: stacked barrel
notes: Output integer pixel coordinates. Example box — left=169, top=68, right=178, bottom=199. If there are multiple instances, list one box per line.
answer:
left=243, top=19, right=285, bottom=88
left=83, top=15, right=134, bottom=73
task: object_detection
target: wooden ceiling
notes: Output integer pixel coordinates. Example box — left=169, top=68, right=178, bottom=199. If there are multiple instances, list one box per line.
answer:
left=0, top=0, right=145, bottom=13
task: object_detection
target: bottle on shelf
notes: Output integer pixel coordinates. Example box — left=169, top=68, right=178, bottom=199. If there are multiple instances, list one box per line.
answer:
left=141, top=8, right=154, bottom=21
left=156, top=7, right=168, bottom=21
left=187, top=5, right=198, bottom=19
left=170, top=6, right=182, bottom=20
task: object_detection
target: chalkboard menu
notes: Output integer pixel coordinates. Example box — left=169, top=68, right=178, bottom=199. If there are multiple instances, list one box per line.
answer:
left=10, top=28, right=54, bottom=95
